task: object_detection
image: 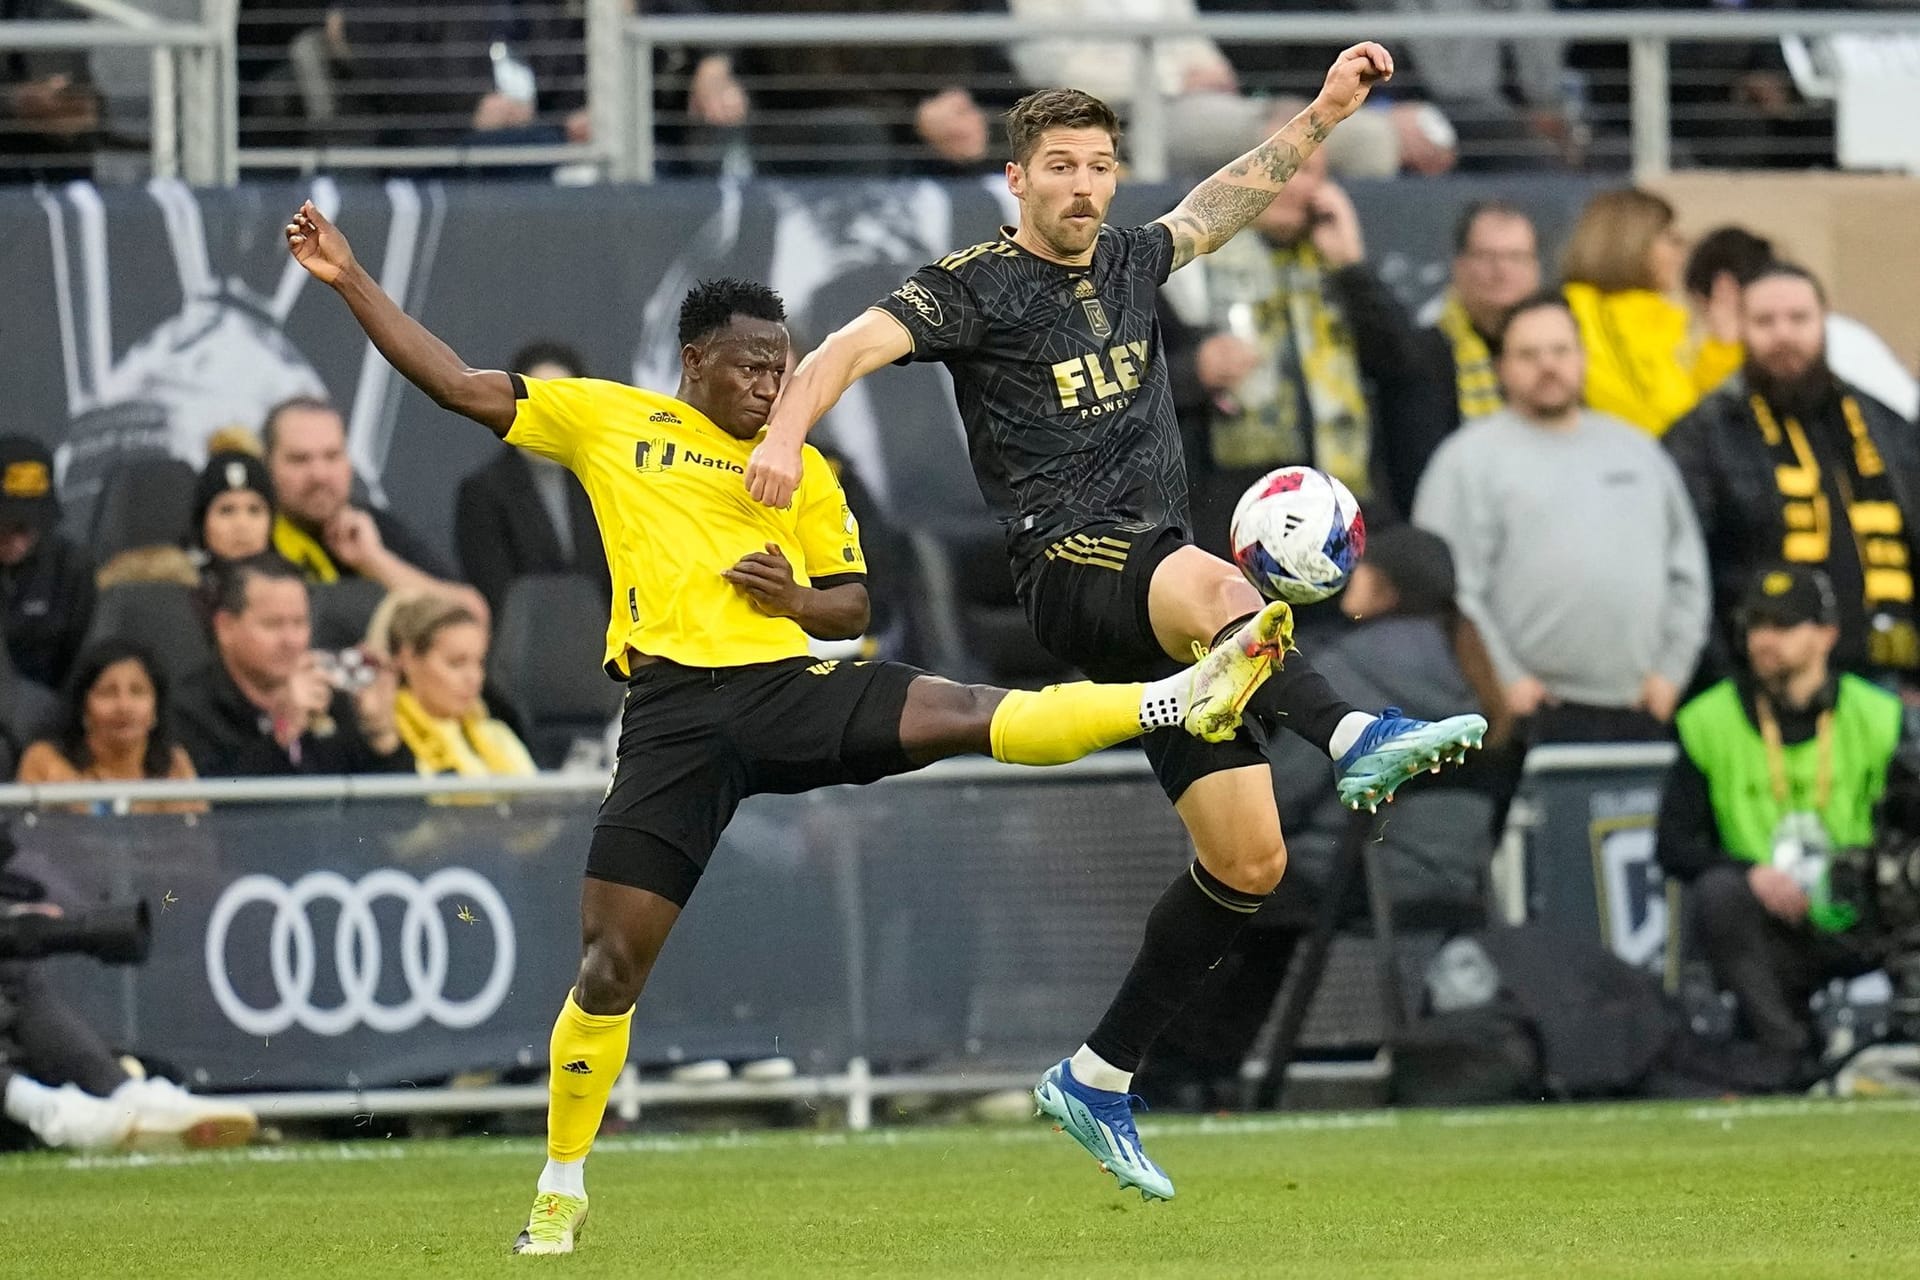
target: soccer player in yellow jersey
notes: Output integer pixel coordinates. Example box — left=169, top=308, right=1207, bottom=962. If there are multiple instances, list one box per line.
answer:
left=285, top=201, right=1289, bottom=1254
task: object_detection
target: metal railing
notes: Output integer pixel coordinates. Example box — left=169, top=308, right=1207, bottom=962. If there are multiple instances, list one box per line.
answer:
left=0, top=0, right=232, bottom=184
left=10, top=8, right=1920, bottom=185
left=614, top=9, right=1920, bottom=183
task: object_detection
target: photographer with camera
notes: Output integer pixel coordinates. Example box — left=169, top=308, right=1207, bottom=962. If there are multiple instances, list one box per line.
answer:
left=0, top=825, right=255, bottom=1150
left=1656, top=564, right=1903, bottom=1087
left=173, top=553, right=412, bottom=777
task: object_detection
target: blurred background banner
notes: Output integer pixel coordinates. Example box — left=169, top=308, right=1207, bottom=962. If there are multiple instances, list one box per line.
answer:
left=0, top=174, right=1609, bottom=560
left=14, top=766, right=1218, bottom=1090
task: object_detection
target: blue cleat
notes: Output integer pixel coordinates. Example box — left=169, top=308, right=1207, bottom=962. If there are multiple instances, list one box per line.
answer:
left=1033, top=1059, right=1174, bottom=1202
left=1335, top=707, right=1488, bottom=813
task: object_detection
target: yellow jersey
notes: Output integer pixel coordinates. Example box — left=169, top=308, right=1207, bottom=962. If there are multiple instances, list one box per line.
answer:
left=1563, top=282, right=1741, bottom=437
left=505, top=376, right=866, bottom=674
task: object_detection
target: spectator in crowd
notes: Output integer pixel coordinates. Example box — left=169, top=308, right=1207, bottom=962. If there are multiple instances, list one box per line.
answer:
left=455, top=342, right=609, bottom=617
left=1136, top=526, right=1502, bottom=1110
left=1358, top=200, right=1542, bottom=515
left=0, top=0, right=100, bottom=182
left=1009, top=0, right=1237, bottom=114
left=1684, top=226, right=1918, bottom=424
left=0, top=435, right=93, bottom=691
left=14, top=640, right=200, bottom=810
left=172, top=554, right=412, bottom=777
left=263, top=396, right=485, bottom=619
left=92, top=430, right=275, bottom=595
left=369, top=592, right=535, bottom=779
left=190, top=446, right=277, bottom=571
left=294, top=2, right=601, bottom=149
left=1665, top=263, right=1920, bottom=691
left=1160, top=139, right=1419, bottom=553
left=686, top=0, right=1012, bottom=177
left=1561, top=188, right=1741, bottom=436
left=1657, top=564, right=1897, bottom=1087
left=1388, top=0, right=1577, bottom=170
left=1415, top=293, right=1709, bottom=742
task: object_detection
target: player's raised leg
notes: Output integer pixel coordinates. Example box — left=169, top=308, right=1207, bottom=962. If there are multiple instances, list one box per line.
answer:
left=515, top=869, right=682, bottom=1255
left=897, top=599, right=1294, bottom=764
left=1149, top=544, right=1486, bottom=808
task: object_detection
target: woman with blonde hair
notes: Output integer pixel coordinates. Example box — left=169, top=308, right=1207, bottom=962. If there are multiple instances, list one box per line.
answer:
left=1560, top=187, right=1741, bottom=435
left=369, top=593, right=535, bottom=777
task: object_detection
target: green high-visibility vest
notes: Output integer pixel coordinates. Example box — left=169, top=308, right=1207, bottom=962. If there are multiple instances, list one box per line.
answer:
left=1674, top=675, right=1901, bottom=932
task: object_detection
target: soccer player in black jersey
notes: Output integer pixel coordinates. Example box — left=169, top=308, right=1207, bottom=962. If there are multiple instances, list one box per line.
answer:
left=746, top=43, right=1487, bottom=1201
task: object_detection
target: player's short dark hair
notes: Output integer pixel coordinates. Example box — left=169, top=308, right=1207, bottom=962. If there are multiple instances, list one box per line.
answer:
left=1451, top=200, right=1533, bottom=255
left=508, top=340, right=588, bottom=379
left=1005, top=88, right=1122, bottom=166
left=1745, top=260, right=1828, bottom=308
left=261, top=395, right=341, bottom=458
left=1684, top=226, right=1774, bottom=299
left=1490, top=290, right=1580, bottom=358
left=210, top=551, right=305, bottom=618
left=678, top=278, right=787, bottom=347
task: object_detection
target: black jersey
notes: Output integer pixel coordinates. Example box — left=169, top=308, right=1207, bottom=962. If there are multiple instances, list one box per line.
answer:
left=871, top=222, right=1188, bottom=581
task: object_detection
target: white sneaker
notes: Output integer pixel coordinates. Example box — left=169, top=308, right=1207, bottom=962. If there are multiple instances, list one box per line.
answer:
left=115, top=1078, right=258, bottom=1150
left=34, top=1084, right=135, bottom=1151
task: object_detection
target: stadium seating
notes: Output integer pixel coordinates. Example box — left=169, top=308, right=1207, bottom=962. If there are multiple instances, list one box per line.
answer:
left=486, top=573, right=625, bottom=769
left=904, top=523, right=1073, bottom=687
left=309, top=578, right=388, bottom=653
left=0, top=623, right=59, bottom=759
left=90, top=458, right=197, bottom=562
left=83, top=583, right=212, bottom=686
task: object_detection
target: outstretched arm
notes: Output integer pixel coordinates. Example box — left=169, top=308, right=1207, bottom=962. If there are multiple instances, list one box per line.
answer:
left=1155, top=43, right=1393, bottom=272
left=285, top=201, right=517, bottom=437
left=746, top=308, right=912, bottom=508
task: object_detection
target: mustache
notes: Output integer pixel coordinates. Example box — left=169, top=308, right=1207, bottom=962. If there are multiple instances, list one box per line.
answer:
left=1064, top=202, right=1098, bottom=218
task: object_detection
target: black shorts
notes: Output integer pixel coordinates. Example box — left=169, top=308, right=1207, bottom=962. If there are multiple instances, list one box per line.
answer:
left=589, top=656, right=923, bottom=904
left=1021, top=519, right=1267, bottom=803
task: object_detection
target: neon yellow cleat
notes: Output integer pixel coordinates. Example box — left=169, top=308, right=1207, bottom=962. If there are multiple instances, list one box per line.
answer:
left=1183, top=600, right=1294, bottom=743
left=512, top=1191, right=588, bottom=1256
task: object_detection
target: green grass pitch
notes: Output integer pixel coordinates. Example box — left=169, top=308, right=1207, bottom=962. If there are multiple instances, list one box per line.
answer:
left=6, top=1098, right=1918, bottom=1278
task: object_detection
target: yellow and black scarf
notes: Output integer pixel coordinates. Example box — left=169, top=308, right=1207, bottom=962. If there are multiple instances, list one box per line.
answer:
left=1204, top=240, right=1373, bottom=498
left=1751, top=392, right=1918, bottom=669
left=394, top=688, right=537, bottom=778
left=1435, top=291, right=1503, bottom=421
left=272, top=514, right=340, bottom=583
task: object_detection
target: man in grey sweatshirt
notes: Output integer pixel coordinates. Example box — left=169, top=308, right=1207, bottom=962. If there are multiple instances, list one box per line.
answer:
left=1413, top=292, right=1709, bottom=738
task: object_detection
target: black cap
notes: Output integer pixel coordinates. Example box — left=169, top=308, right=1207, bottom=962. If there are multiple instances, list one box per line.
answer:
left=0, top=435, right=57, bottom=532
left=1740, top=563, right=1838, bottom=629
left=1360, top=525, right=1458, bottom=617
left=190, top=450, right=276, bottom=549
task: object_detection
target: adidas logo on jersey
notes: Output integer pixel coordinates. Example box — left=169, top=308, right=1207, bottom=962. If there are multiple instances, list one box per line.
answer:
left=561, top=1060, right=593, bottom=1075
left=648, top=410, right=681, bottom=423
left=807, top=661, right=840, bottom=677
left=1073, top=278, right=1095, bottom=299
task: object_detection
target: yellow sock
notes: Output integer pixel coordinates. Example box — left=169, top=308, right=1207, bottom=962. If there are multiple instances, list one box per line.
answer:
left=988, top=682, right=1147, bottom=765
left=546, top=991, right=633, bottom=1163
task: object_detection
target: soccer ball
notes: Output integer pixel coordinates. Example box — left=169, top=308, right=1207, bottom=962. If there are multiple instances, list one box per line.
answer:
left=1228, top=466, right=1366, bottom=604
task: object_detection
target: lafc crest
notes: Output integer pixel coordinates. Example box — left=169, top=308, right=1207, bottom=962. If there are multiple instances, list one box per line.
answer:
left=1074, top=277, right=1112, bottom=338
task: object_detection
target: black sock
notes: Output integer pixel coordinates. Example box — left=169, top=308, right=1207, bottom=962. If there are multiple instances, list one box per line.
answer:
left=1210, top=611, right=1355, bottom=755
left=1084, top=862, right=1268, bottom=1074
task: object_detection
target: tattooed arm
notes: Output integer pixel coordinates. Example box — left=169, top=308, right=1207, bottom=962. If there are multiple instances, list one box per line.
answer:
left=1155, top=42, right=1394, bottom=272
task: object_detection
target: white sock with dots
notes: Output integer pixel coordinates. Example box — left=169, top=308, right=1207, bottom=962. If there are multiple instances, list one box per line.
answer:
left=1136, top=672, right=1192, bottom=731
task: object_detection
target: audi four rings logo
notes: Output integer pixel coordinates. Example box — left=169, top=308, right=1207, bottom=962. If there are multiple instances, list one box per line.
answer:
left=205, top=869, right=516, bottom=1037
